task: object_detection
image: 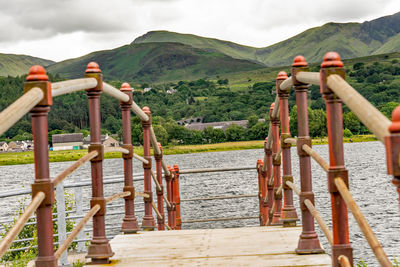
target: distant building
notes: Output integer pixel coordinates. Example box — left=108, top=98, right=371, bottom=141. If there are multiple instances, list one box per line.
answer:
left=0, top=142, right=8, bottom=152
left=185, top=119, right=266, bottom=131
left=83, top=134, right=119, bottom=148
left=8, top=141, right=27, bottom=151
left=177, top=117, right=204, bottom=126
left=52, top=133, right=83, bottom=151
left=166, top=89, right=177, bottom=94
left=144, top=87, right=152, bottom=93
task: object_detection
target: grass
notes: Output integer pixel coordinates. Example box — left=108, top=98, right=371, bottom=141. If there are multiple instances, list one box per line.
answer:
left=0, top=135, right=378, bottom=166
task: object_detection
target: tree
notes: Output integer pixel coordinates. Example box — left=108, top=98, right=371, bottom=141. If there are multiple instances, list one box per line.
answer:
left=247, top=115, right=259, bottom=129
left=225, top=124, right=246, bottom=141
left=343, top=112, right=361, bottom=134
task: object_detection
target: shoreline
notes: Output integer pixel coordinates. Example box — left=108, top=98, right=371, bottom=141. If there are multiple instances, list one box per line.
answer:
left=0, top=135, right=377, bottom=166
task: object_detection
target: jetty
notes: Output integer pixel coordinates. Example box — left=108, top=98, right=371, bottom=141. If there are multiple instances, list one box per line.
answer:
left=0, top=51, right=398, bottom=267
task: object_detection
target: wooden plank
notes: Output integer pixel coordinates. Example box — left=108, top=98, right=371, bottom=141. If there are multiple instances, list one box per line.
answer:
left=90, top=226, right=331, bottom=266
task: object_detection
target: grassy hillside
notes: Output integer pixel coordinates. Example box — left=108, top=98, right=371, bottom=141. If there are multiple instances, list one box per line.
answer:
left=134, top=12, right=400, bottom=67
left=132, top=31, right=259, bottom=63
left=0, top=53, right=54, bottom=77
left=47, top=42, right=264, bottom=83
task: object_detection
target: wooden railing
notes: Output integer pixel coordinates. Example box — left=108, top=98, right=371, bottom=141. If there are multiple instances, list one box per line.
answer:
left=257, top=52, right=396, bottom=267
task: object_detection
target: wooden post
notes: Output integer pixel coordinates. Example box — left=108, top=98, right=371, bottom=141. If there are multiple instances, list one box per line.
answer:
left=25, top=66, right=57, bottom=267
left=320, top=52, right=353, bottom=266
left=292, top=56, right=324, bottom=254
left=84, top=62, right=113, bottom=263
left=120, top=83, right=139, bottom=233
left=270, top=103, right=282, bottom=225
left=173, top=164, right=182, bottom=230
left=141, top=107, right=156, bottom=230
left=277, top=71, right=298, bottom=227
left=155, top=143, right=165, bottom=230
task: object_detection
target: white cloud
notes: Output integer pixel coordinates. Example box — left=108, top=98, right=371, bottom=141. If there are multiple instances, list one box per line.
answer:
left=0, top=0, right=398, bottom=61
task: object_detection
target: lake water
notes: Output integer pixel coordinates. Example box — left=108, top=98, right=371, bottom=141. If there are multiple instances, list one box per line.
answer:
left=0, top=141, right=398, bottom=265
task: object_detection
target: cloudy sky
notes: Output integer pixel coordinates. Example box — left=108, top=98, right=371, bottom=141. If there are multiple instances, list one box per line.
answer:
left=0, top=0, right=399, bottom=62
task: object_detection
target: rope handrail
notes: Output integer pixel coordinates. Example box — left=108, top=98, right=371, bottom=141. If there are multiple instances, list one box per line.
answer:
left=279, top=76, right=293, bottom=91
left=0, top=87, right=43, bottom=136
left=338, top=255, right=352, bottom=267
left=183, top=216, right=258, bottom=224
left=102, top=82, right=130, bottom=103
left=52, top=78, right=98, bottom=97
left=133, top=153, right=149, bottom=164
left=334, top=178, right=392, bottom=266
left=105, top=191, right=131, bottom=204
left=179, top=166, right=255, bottom=174
left=149, top=125, right=170, bottom=176
left=296, top=72, right=320, bottom=86
left=0, top=192, right=45, bottom=258
left=301, top=144, right=329, bottom=172
left=54, top=204, right=100, bottom=259
left=286, top=181, right=333, bottom=245
left=53, top=151, right=98, bottom=186
left=163, top=195, right=172, bottom=208
left=150, top=170, right=162, bottom=192
left=150, top=202, right=172, bottom=230
left=104, top=147, right=129, bottom=154
left=136, top=191, right=150, bottom=198
left=182, top=194, right=257, bottom=202
left=131, top=100, right=149, bottom=122
left=327, top=74, right=390, bottom=143
left=274, top=146, right=281, bottom=162
left=284, top=138, right=297, bottom=145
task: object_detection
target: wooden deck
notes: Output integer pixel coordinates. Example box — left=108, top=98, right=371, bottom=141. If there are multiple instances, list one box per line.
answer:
left=91, top=226, right=331, bottom=266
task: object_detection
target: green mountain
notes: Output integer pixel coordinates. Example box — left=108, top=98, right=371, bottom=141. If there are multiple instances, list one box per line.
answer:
left=47, top=42, right=264, bottom=83
left=133, top=12, right=400, bottom=66
left=0, top=54, right=54, bottom=77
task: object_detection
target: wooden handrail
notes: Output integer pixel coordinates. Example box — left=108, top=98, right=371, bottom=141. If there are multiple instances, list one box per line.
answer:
left=136, top=191, right=150, bottom=198
left=131, top=100, right=149, bottom=122
left=0, top=192, right=45, bottom=258
left=302, top=144, right=329, bottom=172
left=327, top=74, right=390, bottom=143
left=104, top=147, right=129, bottom=154
left=0, top=87, right=43, bottom=136
left=334, top=178, right=392, bottom=266
left=54, top=204, right=100, bottom=259
left=52, top=78, right=97, bottom=97
left=284, top=138, right=297, bottom=145
left=133, top=153, right=149, bottom=164
left=53, top=151, right=98, bottom=186
left=150, top=170, right=162, bottom=192
left=279, top=76, right=293, bottom=91
left=163, top=195, right=172, bottom=209
left=338, top=255, right=352, bottom=267
left=296, top=72, right=320, bottom=85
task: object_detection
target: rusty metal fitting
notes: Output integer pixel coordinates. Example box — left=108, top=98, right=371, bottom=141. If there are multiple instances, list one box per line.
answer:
left=24, top=65, right=52, bottom=106
left=327, top=168, right=349, bottom=193
left=120, top=82, right=133, bottom=106
left=88, top=144, right=104, bottom=162
left=84, top=62, right=103, bottom=92
left=31, top=181, right=54, bottom=206
left=166, top=203, right=174, bottom=211
left=157, top=217, right=164, bottom=225
left=282, top=175, right=293, bottom=190
left=267, top=179, right=274, bottom=189
left=256, top=159, right=263, bottom=169
left=274, top=188, right=283, bottom=200
left=319, top=52, right=345, bottom=95
left=332, top=244, right=353, bottom=267
left=280, top=133, right=292, bottom=149
left=276, top=71, right=289, bottom=95
left=173, top=164, right=180, bottom=175
left=123, top=186, right=135, bottom=200
left=122, top=144, right=133, bottom=159
left=90, top=197, right=106, bottom=216
left=142, top=156, right=152, bottom=169
left=272, top=153, right=281, bottom=166
left=141, top=107, right=152, bottom=126
left=299, top=192, right=314, bottom=211
left=156, top=185, right=164, bottom=196
left=297, top=137, right=312, bottom=157
left=291, top=55, right=310, bottom=86
left=143, top=192, right=153, bottom=203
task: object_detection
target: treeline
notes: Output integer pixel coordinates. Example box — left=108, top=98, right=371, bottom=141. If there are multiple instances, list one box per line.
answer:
left=0, top=58, right=399, bottom=144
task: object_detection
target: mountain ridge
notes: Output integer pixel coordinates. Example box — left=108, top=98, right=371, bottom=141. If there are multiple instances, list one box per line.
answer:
left=0, top=53, right=54, bottom=77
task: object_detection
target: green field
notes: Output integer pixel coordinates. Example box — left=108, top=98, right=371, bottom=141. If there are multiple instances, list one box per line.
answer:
left=0, top=135, right=377, bottom=166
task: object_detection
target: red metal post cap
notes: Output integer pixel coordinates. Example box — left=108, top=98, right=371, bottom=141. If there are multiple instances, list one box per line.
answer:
left=277, top=71, right=288, bottom=80
left=292, top=55, right=308, bottom=67
left=173, top=164, right=179, bottom=172
left=270, top=102, right=275, bottom=111
left=120, top=82, right=131, bottom=92
left=26, top=65, right=49, bottom=81
left=389, top=106, right=400, bottom=133
left=85, top=62, right=101, bottom=73
left=264, top=137, right=268, bottom=143
left=321, top=52, right=343, bottom=68
left=157, top=142, right=162, bottom=149
left=142, top=106, right=151, bottom=114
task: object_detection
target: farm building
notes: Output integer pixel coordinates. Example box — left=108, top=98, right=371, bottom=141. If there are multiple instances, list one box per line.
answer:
left=52, top=133, right=83, bottom=151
